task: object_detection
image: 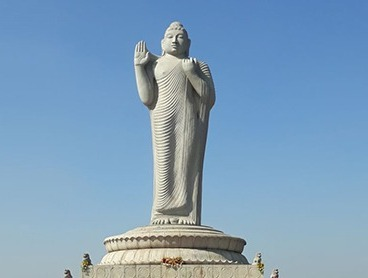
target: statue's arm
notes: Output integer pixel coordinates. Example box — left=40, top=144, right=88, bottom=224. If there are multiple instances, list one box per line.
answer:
left=134, top=41, right=157, bottom=107
left=182, top=58, right=215, bottom=108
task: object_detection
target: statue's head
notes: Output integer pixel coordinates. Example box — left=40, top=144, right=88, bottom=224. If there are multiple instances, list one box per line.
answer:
left=161, top=21, right=191, bottom=58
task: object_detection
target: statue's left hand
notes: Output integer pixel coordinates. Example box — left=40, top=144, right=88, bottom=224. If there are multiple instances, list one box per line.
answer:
left=182, top=57, right=198, bottom=75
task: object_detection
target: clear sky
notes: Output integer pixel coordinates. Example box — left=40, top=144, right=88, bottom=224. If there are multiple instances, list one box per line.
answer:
left=1, top=1, right=367, bottom=277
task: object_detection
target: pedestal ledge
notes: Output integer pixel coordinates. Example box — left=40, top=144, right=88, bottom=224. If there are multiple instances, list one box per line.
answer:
left=82, top=264, right=263, bottom=278
left=101, top=225, right=249, bottom=265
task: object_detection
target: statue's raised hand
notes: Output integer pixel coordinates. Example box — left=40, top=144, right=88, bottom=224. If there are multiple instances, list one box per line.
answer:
left=182, top=57, right=198, bottom=75
left=134, top=41, right=151, bottom=66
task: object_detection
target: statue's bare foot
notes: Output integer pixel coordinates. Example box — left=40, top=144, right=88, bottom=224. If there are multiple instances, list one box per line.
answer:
left=178, top=218, right=195, bottom=225
left=151, top=217, right=195, bottom=225
left=151, top=218, right=170, bottom=225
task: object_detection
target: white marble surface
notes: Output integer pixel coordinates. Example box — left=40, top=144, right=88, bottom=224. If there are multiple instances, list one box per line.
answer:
left=101, top=225, right=248, bottom=265
left=134, top=22, right=215, bottom=225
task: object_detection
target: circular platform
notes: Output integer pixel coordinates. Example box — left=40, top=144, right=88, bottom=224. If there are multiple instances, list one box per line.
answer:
left=100, top=225, right=249, bottom=265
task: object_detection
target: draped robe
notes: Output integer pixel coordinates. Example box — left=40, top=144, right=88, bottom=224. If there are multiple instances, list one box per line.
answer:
left=149, top=58, right=215, bottom=225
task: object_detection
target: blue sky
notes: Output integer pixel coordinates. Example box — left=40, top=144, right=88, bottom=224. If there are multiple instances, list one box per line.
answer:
left=1, top=1, right=367, bottom=277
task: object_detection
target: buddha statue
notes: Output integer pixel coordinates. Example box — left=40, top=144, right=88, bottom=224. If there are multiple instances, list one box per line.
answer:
left=134, top=22, right=215, bottom=225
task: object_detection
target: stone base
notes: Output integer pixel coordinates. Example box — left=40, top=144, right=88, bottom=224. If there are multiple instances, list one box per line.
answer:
left=101, top=225, right=248, bottom=265
left=83, top=225, right=260, bottom=277
left=82, top=264, right=263, bottom=278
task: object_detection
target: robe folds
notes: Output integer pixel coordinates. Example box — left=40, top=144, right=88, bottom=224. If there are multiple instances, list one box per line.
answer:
left=149, top=59, right=215, bottom=225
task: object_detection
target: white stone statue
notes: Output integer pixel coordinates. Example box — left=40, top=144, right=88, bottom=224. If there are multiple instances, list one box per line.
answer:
left=134, top=22, right=215, bottom=225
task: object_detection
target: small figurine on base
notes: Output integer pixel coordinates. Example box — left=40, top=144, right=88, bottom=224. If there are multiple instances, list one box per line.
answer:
left=252, top=252, right=265, bottom=274
left=64, top=269, right=73, bottom=278
left=270, top=268, right=279, bottom=278
left=81, top=253, right=92, bottom=272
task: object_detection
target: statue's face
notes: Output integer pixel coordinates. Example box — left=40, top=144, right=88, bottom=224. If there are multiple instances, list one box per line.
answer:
left=161, top=29, right=190, bottom=58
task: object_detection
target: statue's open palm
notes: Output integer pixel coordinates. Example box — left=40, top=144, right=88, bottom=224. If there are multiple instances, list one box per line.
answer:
left=134, top=41, right=151, bottom=66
